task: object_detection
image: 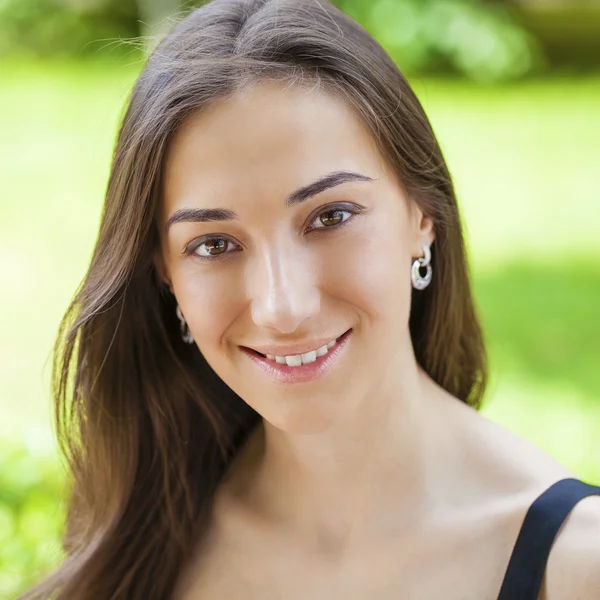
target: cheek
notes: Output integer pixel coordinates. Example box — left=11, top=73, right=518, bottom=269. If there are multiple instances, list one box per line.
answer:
left=172, top=263, right=244, bottom=352
left=323, top=210, right=413, bottom=328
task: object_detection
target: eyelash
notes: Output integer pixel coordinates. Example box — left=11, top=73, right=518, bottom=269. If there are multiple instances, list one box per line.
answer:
left=184, top=203, right=363, bottom=261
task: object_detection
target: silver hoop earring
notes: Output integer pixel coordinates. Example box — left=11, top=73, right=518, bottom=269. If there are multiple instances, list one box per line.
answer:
left=411, top=245, right=432, bottom=290
left=175, top=304, right=194, bottom=344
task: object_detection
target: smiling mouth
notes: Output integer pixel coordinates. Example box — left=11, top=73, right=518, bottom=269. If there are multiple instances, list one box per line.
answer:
left=247, top=328, right=351, bottom=361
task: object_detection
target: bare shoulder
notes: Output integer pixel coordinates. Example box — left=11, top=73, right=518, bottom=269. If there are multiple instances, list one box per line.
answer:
left=440, top=388, right=576, bottom=483
left=540, top=492, right=600, bottom=600
left=443, top=395, right=600, bottom=599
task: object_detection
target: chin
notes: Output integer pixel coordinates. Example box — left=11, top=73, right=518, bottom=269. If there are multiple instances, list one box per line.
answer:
left=255, top=391, right=350, bottom=435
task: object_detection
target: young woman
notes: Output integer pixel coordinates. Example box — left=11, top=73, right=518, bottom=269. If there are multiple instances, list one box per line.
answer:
left=24, top=0, right=600, bottom=598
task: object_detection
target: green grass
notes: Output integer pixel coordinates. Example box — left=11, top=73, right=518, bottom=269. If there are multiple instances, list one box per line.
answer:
left=412, top=76, right=600, bottom=266
left=0, top=60, right=599, bottom=597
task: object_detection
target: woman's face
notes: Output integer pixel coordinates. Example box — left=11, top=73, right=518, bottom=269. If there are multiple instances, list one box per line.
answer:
left=157, top=81, right=434, bottom=433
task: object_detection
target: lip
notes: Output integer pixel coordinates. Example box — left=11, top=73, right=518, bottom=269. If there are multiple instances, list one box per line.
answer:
left=240, top=328, right=353, bottom=385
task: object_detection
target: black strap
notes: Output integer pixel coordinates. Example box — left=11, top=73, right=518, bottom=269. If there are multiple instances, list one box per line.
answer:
left=497, top=477, right=600, bottom=600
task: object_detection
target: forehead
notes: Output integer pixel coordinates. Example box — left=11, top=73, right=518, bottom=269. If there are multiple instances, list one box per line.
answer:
left=161, top=81, right=385, bottom=212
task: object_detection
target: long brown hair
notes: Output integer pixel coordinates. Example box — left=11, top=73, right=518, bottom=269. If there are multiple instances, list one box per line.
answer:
left=24, top=0, right=486, bottom=597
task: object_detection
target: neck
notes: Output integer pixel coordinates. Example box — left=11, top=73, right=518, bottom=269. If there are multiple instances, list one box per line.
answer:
left=222, top=354, right=458, bottom=555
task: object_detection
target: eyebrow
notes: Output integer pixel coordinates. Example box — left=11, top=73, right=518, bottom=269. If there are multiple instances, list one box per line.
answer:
left=164, top=170, right=375, bottom=233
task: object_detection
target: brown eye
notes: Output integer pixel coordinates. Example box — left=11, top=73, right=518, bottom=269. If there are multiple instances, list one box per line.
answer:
left=319, top=210, right=344, bottom=227
left=308, top=205, right=358, bottom=231
left=190, top=237, right=239, bottom=260
left=204, top=239, right=227, bottom=255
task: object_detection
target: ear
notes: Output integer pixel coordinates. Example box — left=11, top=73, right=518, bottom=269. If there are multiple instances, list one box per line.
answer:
left=153, top=250, right=173, bottom=294
left=411, top=204, right=435, bottom=258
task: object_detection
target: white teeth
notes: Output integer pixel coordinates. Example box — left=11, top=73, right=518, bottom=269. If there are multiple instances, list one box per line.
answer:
left=264, top=338, right=341, bottom=367
left=285, top=355, right=302, bottom=367
left=300, top=350, right=317, bottom=364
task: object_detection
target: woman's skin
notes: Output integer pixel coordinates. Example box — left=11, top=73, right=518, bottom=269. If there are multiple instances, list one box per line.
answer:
left=156, top=81, right=600, bottom=599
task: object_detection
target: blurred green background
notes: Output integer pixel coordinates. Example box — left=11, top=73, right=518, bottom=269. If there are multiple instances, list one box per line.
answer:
left=1, top=0, right=599, bottom=597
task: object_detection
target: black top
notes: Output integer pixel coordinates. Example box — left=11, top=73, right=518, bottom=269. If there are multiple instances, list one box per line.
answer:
left=496, top=477, right=600, bottom=600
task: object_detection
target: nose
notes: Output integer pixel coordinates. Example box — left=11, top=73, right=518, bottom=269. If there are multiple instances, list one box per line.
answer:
left=247, top=239, right=320, bottom=334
